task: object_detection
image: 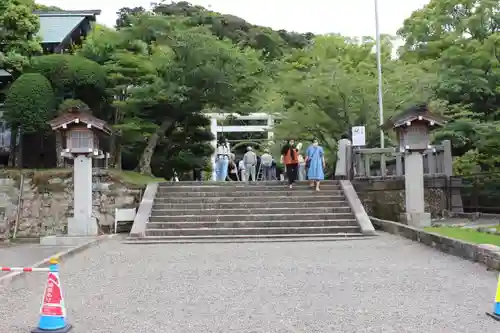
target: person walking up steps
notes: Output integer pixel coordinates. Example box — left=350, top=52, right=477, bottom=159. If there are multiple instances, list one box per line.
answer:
left=215, top=138, right=230, bottom=181
left=260, top=149, right=273, bottom=181
left=306, top=138, right=325, bottom=191
left=243, top=146, right=257, bottom=181
left=281, top=139, right=299, bottom=189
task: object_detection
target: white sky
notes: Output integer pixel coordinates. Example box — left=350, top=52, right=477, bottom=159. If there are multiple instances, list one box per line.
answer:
left=37, top=0, right=429, bottom=36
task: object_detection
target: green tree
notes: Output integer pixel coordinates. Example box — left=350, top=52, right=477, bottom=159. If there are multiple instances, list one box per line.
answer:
left=78, top=24, right=159, bottom=168
left=150, top=114, right=214, bottom=179
left=258, top=34, right=438, bottom=161
left=399, top=0, right=500, bottom=171
left=119, top=1, right=316, bottom=59
left=3, top=72, right=55, bottom=166
left=29, top=54, right=107, bottom=111
left=115, top=6, right=146, bottom=29
left=33, top=3, right=62, bottom=11
left=3, top=72, right=55, bottom=133
left=118, top=14, right=265, bottom=175
left=0, top=0, right=42, bottom=74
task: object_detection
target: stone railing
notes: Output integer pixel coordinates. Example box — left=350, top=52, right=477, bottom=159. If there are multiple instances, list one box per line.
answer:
left=334, top=139, right=463, bottom=218
left=352, top=140, right=453, bottom=178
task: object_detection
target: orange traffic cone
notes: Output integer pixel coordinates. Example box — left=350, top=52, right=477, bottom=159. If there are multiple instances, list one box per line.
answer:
left=31, top=257, right=72, bottom=332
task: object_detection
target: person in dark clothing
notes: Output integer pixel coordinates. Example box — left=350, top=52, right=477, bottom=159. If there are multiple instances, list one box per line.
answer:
left=271, top=159, right=278, bottom=180
left=192, top=168, right=202, bottom=181
left=281, top=139, right=299, bottom=188
left=228, top=159, right=239, bottom=181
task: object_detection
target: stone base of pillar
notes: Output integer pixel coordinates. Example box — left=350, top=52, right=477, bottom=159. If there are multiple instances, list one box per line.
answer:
left=67, top=216, right=98, bottom=236
left=400, top=212, right=431, bottom=228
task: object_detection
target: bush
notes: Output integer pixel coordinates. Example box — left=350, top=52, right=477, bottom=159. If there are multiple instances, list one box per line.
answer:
left=3, top=73, right=55, bottom=133
left=30, top=54, right=107, bottom=95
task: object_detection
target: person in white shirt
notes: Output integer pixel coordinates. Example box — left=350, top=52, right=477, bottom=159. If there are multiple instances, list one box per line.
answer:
left=242, top=146, right=257, bottom=181
left=215, top=139, right=230, bottom=181
left=238, top=159, right=245, bottom=181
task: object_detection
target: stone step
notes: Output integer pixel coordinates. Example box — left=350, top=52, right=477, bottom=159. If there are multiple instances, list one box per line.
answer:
left=150, top=206, right=351, bottom=216
left=152, top=200, right=348, bottom=209
left=157, top=184, right=342, bottom=193
left=124, top=233, right=369, bottom=244
left=155, top=190, right=344, bottom=198
left=146, top=219, right=358, bottom=229
left=149, top=212, right=354, bottom=223
left=158, top=180, right=340, bottom=186
left=154, top=195, right=345, bottom=204
left=145, top=225, right=361, bottom=236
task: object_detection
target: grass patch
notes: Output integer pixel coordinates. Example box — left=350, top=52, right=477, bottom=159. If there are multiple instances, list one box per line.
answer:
left=107, top=170, right=164, bottom=186
left=425, top=227, right=500, bottom=246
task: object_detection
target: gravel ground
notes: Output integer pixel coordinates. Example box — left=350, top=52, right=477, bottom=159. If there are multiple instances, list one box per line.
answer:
left=0, top=243, right=73, bottom=276
left=0, top=233, right=498, bottom=333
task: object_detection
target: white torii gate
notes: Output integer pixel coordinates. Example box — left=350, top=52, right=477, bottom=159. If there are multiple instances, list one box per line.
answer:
left=206, top=112, right=275, bottom=181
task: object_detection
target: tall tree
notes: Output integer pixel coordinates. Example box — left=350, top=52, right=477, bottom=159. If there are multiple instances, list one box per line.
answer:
left=398, top=0, right=500, bottom=170
left=3, top=72, right=55, bottom=166
left=258, top=34, right=438, bottom=158
left=0, top=0, right=42, bottom=75
left=115, top=6, right=146, bottom=29
left=78, top=24, right=159, bottom=168
left=119, top=14, right=265, bottom=175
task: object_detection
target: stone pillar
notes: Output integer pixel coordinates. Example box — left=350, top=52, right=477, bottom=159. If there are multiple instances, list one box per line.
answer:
left=267, top=115, right=274, bottom=140
left=402, top=151, right=430, bottom=227
left=335, top=139, right=352, bottom=179
left=210, top=117, right=217, bottom=181
left=68, top=155, right=97, bottom=236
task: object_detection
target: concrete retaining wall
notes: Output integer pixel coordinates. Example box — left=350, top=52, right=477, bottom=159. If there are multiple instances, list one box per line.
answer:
left=370, top=217, right=500, bottom=271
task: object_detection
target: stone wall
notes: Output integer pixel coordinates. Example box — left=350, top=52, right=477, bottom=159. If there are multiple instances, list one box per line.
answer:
left=353, top=175, right=449, bottom=221
left=0, top=169, right=143, bottom=239
left=371, top=217, right=500, bottom=271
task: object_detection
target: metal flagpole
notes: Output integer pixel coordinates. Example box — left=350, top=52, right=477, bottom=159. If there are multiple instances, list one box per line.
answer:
left=374, top=0, right=384, bottom=148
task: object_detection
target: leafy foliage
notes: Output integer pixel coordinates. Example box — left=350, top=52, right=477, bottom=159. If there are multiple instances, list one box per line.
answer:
left=398, top=0, right=500, bottom=173
left=2, top=0, right=498, bottom=178
left=0, top=0, right=42, bottom=74
left=57, top=99, right=89, bottom=114
left=3, top=72, right=55, bottom=133
left=150, top=1, right=315, bottom=59
left=29, top=54, right=107, bottom=110
left=258, top=34, right=439, bottom=161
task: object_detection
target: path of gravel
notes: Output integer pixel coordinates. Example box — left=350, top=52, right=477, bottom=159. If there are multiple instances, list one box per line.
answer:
left=0, top=233, right=498, bottom=333
left=0, top=243, right=74, bottom=276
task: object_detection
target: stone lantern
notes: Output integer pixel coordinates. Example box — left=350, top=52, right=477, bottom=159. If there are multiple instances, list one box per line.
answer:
left=47, top=107, right=111, bottom=241
left=382, top=104, right=446, bottom=227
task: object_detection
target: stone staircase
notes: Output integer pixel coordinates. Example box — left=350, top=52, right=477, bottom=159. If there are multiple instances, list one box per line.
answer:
left=126, top=180, right=375, bottom=243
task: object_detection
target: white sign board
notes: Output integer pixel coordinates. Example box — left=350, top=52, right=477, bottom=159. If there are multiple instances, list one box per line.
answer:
left=351, top=126, right=366, bottom=146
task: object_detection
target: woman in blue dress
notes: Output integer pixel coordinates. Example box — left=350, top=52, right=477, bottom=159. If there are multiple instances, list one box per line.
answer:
left=306, top=139, right=325, bottom=191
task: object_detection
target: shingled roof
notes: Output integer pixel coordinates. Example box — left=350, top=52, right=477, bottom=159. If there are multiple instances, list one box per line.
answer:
left=48, top=108, right=112, bottom=135
left=34, top=10, right=101, bottom=44
left=382, top=103, right=447, bottom=130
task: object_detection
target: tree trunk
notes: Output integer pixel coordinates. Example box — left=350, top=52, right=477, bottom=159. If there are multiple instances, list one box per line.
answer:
left=8, top=128, right=17, bottom=167
left=136, top=119, right=172, bottom=176
left=8, top=128, right=22, bottom=168
left=55, top=132, right=64, bottom=168
left=109, top=134, right=122, bottom=169
left=109, top=106, right=123, bottom=169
